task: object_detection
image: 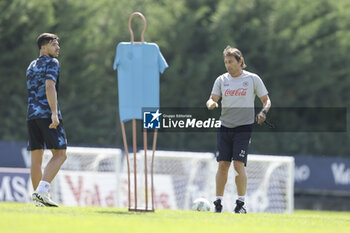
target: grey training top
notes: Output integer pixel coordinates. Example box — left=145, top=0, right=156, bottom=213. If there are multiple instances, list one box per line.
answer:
left=211, top=70, right=268, bottom=128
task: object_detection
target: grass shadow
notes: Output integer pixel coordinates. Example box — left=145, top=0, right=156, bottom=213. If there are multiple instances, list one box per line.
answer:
left=96, top=211, right=147, bottom=215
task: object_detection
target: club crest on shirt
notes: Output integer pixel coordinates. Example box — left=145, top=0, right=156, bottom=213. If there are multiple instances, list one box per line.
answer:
left=243, top=81, right=249, bottom=87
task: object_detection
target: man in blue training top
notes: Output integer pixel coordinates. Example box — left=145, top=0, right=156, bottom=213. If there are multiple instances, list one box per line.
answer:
left=26, top=33, right=67, bottom=207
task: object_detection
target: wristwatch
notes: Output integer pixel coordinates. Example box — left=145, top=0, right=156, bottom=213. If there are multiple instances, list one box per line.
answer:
left=262, top=109, right=267, bottom=115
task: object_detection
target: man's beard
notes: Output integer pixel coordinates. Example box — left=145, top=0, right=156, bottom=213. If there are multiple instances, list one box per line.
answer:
left=49, top=52, right=58, bottom=58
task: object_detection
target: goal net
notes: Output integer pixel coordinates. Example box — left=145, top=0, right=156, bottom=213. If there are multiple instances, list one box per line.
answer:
left=225, top=154, right=294, bottom=213
left=43, top=147, right=294, bottom=213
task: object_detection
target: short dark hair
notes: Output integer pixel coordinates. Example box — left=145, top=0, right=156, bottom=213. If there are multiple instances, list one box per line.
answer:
left=223, top=46, right=247, bottom=68
left=36, top=33, right=59, bottom=50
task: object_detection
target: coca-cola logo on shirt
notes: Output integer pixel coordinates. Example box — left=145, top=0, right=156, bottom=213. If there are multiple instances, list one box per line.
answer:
left=224, top=88, right=247, bottom=96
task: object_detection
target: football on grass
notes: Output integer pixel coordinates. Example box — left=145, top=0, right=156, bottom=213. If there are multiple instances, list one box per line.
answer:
left=192, top=198, right=211, bottom=211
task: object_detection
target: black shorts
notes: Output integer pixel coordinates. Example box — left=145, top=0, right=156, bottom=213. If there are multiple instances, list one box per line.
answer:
left=216, top=124, right=253, bottom=166
left=27, top=118, right=67, bottom=151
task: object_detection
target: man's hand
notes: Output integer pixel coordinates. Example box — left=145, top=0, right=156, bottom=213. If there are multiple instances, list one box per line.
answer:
left=206, top=99, right=218, bottom=110
left=49, top=113, right=60, bottom=129
left=255, top=111, right=266, bottom=124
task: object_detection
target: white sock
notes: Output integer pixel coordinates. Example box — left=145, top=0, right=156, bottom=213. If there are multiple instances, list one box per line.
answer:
left=35, top=181, right=50, bottom=193
left=216, top=196, right=223, bottom=201
left=237, top=196, right=245, bottom=202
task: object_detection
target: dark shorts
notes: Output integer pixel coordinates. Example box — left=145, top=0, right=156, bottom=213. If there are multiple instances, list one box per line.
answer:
left=27, top=118, right=67, bottom=151
left=216, top=124, right=253, bottom=166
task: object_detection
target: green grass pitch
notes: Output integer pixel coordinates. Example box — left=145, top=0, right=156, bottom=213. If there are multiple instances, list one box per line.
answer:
left=1, top=202, right=350, bottom=233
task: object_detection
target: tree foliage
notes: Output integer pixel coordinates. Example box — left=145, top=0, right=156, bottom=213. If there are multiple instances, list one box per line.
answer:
left=0, top=0, right=349, bottom=156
